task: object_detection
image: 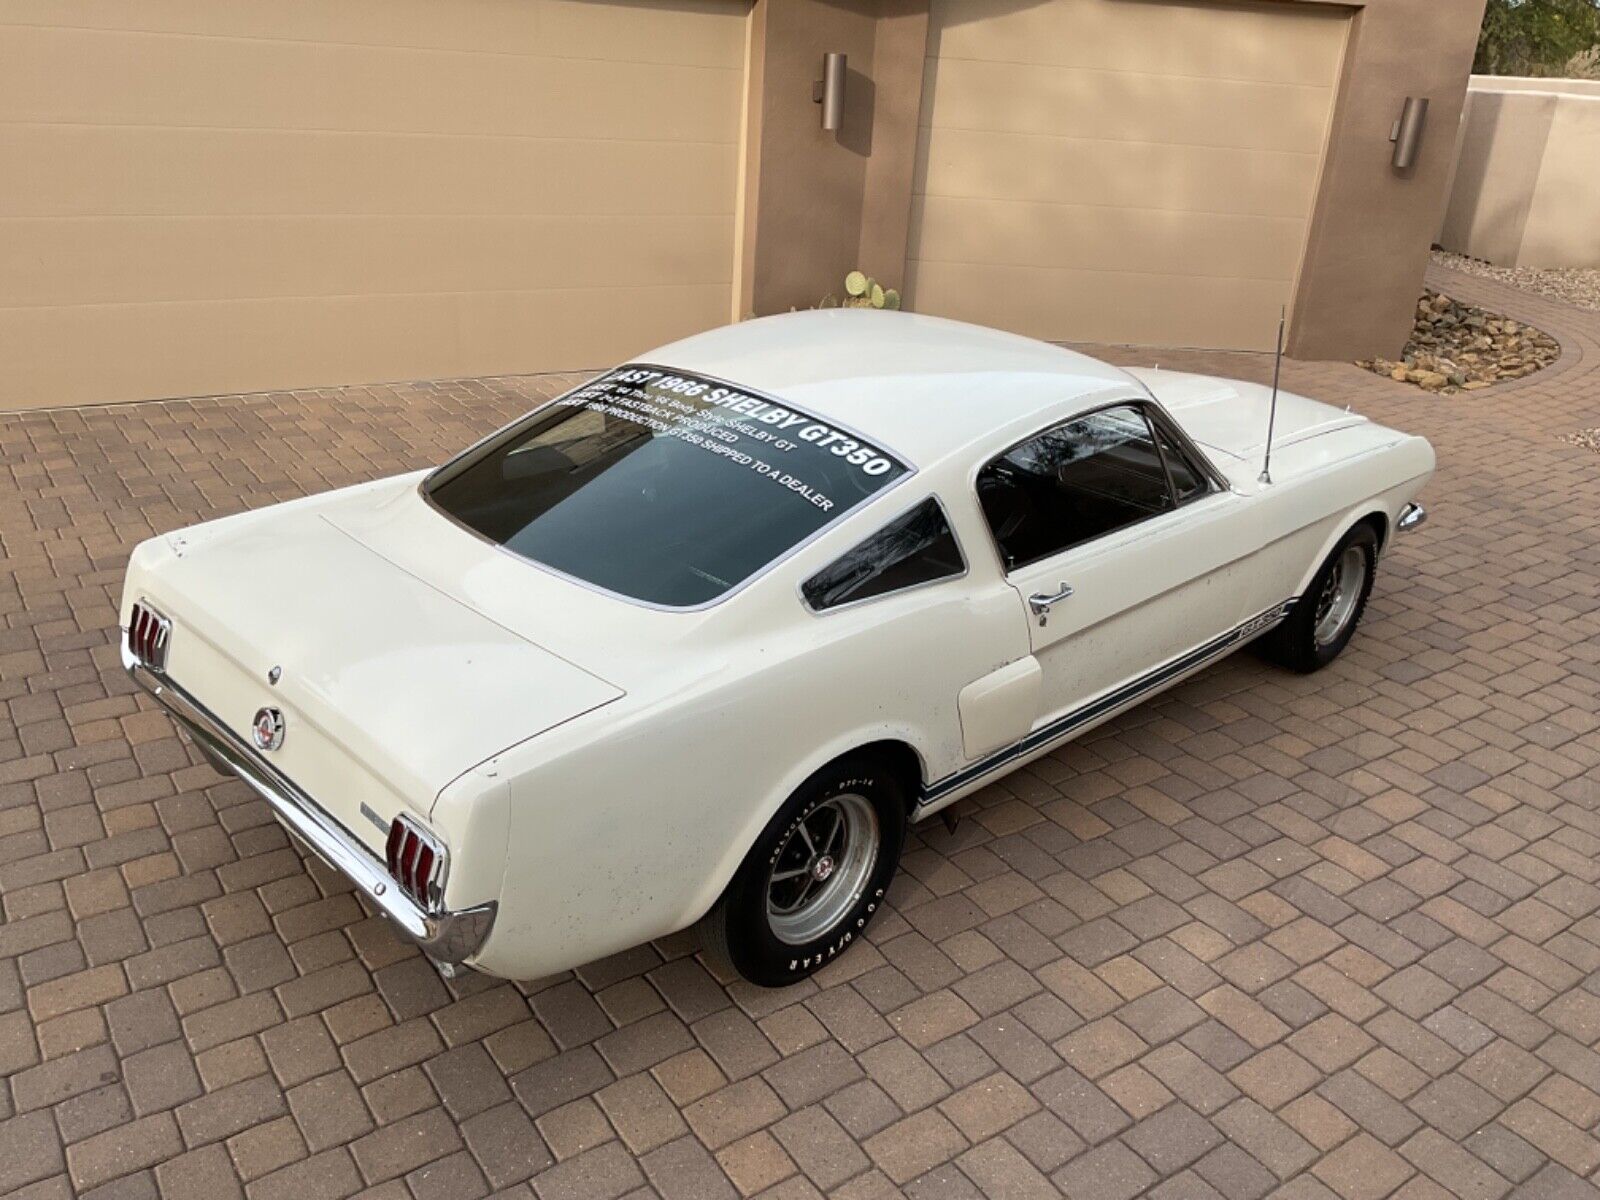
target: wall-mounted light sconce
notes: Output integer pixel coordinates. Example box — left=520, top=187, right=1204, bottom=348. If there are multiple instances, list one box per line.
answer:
left=813, top=52, right=846, bottom=132
left=1389, top=96, right=1429, bottom=170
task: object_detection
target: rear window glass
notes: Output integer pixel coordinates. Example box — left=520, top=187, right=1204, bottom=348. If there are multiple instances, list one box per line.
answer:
left=425, top=367, right=911, bottom=607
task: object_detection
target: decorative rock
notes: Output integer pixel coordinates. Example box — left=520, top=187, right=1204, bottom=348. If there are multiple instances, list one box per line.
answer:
left=1435, top=248, right=1600, bottom=312
left=1563, top=427, right=1600, bottom=452
left=1355, top=288, right=1559, bottom=395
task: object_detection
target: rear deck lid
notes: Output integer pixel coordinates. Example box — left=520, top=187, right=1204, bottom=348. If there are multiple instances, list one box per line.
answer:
left=155, top=509, right=622, bottom=823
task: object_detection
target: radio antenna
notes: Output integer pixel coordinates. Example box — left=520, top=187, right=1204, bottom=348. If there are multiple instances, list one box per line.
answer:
left=1258, top=307, right=1286, bottom=486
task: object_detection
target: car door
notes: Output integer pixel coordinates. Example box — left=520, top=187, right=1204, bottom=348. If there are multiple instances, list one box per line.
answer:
left=976, top=401, right=1257, bottom=736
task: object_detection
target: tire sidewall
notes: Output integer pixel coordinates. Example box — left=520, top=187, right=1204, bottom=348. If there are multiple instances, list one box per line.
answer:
left=1299, top=525, right=1378, bottom=667
left=721, top=761, right=905, bottom=987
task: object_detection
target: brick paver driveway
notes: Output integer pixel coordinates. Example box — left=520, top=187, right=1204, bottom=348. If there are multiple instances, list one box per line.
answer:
left=3, top=263, right=1599, bottom=1200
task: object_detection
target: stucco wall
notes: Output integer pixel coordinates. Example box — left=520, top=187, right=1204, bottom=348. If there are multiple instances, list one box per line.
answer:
left=1284, top=0, right=1487, bottom=360
left=1438, top=77, right=1600, bottom=270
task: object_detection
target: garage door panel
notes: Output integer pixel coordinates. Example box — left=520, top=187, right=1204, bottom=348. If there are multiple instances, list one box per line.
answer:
left=0, top=215, right=734, bottom=308
left=905, top=260, right=1294, bottom=350
left=922, top=58, right=1336, bottom=155
left=0, top=0, right=746, bottom=407
left=910, top=195, right=1308, bottom=282
left=4, top=0, right=745, bottom=67
left=915, top=126, right=1321, bottom=219
left=3, top=24, right=742, bottom=143
left=541, top=0, right=749, bottom=66
left=910, top=0, right=1346, bottom=352
left=930, top=0, right=1347, bottom=88
left=2, top=127, right=737, bottom=219
left=0, top=284, right=731, bottom=408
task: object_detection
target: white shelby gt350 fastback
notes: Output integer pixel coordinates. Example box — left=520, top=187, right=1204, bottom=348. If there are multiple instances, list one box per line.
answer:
left=121, top=312, right=1432, bottom=985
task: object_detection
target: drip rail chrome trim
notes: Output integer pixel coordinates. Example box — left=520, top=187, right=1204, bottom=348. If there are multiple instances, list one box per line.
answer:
left=918, top=598, right=1297, bottom=808
left=122, top=643, right=495, bottom=965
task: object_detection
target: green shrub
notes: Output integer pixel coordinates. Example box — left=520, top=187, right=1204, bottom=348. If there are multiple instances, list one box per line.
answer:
left=1476, top=0, right=1600, bottom=76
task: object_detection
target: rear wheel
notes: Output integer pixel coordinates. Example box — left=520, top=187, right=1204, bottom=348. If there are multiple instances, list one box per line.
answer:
left=700, top=756, right=906, bottom=987
left=1261, top=524, right=1378, bottom=673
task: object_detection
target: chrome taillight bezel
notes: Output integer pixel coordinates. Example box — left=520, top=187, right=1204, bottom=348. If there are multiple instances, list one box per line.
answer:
left=126, top=601, right=171, bottom=673
left=385, top=814, right=448, bottom=913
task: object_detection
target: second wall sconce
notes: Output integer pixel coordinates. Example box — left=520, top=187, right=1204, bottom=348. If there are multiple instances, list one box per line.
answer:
left=813, top=52, right=847, bottom=132
left=1389, top=96, right=1429, bottom=170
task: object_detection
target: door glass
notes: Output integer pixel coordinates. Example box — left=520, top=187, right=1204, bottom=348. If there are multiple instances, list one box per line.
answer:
left=977, top=405, right=1174, bottom=570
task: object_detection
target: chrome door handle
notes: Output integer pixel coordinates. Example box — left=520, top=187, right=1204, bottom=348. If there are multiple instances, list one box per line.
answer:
left=1028, top=582, right=1073, bottom=626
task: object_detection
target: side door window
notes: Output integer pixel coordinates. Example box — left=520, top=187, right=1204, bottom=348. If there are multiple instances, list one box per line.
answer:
left=803, top=498, right=965, bottom=612
left=977, top=405, right=1176, bottom=570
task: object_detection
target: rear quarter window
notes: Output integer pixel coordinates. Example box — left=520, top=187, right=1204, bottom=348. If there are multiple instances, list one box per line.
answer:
left=425, top=367, right=911, bottom=607
left=803, top=499, right=965, bottom=612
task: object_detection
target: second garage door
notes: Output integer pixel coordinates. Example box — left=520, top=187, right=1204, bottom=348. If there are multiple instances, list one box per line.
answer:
left=0, top=0, right=748, bottom=408
left=907, top=0, right=1349, bottom=352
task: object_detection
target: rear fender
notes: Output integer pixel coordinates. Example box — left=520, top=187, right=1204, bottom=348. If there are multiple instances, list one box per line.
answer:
left=678, top=723, right=937, bottom=930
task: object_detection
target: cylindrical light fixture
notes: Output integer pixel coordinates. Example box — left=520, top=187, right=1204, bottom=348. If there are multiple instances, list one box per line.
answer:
left=1390, top=97, right=1429, bottom=170
left=818, top=52, right=847, bottom=132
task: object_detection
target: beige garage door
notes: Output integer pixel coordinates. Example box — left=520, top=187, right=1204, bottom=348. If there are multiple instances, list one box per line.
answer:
left=908, top=0, right=1349, bottom=352
left=0, top=1, right=748, bottom=409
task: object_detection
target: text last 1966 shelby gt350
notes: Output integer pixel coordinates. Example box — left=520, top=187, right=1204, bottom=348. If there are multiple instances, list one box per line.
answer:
left=121, top=312, right=1432, bottom=986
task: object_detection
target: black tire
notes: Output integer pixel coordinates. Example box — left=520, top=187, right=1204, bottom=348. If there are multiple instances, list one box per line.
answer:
left=700, top=755, right=906, bottom=987
left=1260, top=523, right=1379, bottom=673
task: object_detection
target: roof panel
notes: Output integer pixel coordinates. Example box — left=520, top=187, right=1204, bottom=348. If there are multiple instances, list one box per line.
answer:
left=645, top=309, right=1137, bottom=463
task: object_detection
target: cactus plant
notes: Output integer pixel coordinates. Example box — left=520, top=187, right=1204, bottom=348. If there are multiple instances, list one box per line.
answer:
left=833, top=270, right=904, bottom=311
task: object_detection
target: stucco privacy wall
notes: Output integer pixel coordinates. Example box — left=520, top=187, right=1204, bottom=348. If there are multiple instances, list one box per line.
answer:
left=1438, top=78, right=1600, bottom=270
left=905, top=0, right=1349, bottom=352
left=0, top=1, right=749, bottom=410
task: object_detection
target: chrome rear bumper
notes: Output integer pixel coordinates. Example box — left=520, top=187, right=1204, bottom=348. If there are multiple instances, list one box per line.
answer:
left=1398, top=501, right=1427, bottom=532
left=122, top=644, right=495, bottom=965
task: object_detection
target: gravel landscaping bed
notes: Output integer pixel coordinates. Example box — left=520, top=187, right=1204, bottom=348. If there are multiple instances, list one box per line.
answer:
left=1434, top=248, right=1600, bottom=312
left=1356, top=288, right=1560, bottom=394
left=1560, top=427, right=1600, bottom=453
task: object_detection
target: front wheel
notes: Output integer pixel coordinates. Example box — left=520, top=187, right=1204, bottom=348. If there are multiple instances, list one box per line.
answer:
left=700, top=756, right=906, bottom=987
left=1261, top=523, right=1378, bottom=673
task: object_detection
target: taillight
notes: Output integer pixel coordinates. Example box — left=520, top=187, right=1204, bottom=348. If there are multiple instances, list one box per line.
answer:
left=126, top=601, right=171, bottom=672
left=385, top=815, right=446, bottom=912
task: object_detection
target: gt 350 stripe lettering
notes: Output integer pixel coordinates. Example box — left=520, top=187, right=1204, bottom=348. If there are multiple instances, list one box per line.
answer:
left=918, top=598, right=1298, bottom=808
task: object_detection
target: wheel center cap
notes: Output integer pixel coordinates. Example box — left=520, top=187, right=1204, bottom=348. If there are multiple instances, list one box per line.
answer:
left=811, top=855, right=835, bottom=882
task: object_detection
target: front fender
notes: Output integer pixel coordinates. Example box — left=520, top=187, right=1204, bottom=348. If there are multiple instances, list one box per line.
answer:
left=1291, top=482, right=1432, bottom=598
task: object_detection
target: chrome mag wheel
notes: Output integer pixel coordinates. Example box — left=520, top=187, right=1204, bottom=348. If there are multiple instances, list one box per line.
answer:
left=1313, top=544, right=1369, bottom=647
left=766, top=793, right=879, bottom=945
